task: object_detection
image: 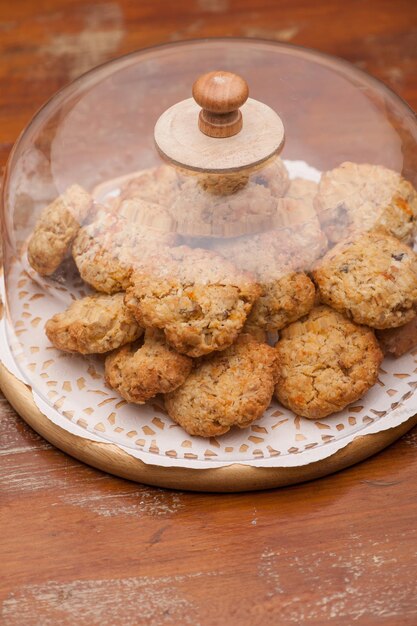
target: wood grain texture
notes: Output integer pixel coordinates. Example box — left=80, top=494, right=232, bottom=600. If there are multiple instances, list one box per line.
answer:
left=2, top=361, right=417, bottom=493
left=193, top=71, right=248, bottom=137
left=154, top=97, right=285, bottom=173
left=1, top=1, right=417, bottom=624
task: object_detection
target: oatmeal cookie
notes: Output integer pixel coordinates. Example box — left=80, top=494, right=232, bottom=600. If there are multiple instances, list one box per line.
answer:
left=248, top=272, right=316, bottom=332
left=212, top=232, right=316, bottom=332
left=193, top=170, right=250, bottom=196
left=125, top=246, right=260, bottom=357
left=45, top=293, right=142, bottom=354
left=72, top=211, right=177, bottom=293
left=248, top=157, right=290, bottom=197
left=118, top=160, right=289, bottom=238
left=285, top=177, right=318, bottom=205
left=191, top=156, right=289, bottom=198
left=117, top=164, right=182, bottom=208
left=170, top=158, right=289, bottom=237
left=165, top=334, right=278, bottom=437
left=274, top=306, right=383, bottom=419
left=28, top=184, right=93, bottom=276
left=105, top=329, right=192, bottom=403
left=241, top=321, right=268, bottom=343
left=117, top=197, right=176, bottom=232
left=272, top=197, right=328, bottom=269
left=376, top=317, right=417, bottom=357
left=170, top=178, right=278, bottom=237
left=313, top=231, right=417, bottom=329
left=315, top=162, right=417, bottom=245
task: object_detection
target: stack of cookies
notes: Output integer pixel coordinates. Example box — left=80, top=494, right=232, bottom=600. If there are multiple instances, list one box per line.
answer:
left=27, top=159, right=417, bottom=437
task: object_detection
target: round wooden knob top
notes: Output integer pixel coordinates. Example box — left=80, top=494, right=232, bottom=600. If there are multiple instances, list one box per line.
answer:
left=192, top=71, right=249, bottom=114
left=192, top=71, right=249, bottom=138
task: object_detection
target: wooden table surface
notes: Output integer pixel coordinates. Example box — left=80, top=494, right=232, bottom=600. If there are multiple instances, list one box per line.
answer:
left=1, top=1, right=417, bottom=624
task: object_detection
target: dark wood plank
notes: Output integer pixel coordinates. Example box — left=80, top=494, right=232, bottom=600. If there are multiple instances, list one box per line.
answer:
left=1, top=1, right=417, bottom=624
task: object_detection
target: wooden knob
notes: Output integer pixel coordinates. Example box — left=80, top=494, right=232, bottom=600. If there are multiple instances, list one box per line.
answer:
left=192, top=71, right=249, bottom=138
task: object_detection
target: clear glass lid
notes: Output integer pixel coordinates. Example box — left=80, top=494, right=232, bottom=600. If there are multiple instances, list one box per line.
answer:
left=2, top=39, right=417, bottom=438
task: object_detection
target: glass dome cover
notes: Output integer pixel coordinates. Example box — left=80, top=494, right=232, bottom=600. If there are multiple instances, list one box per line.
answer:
left=2, top=38, right=417, bottom=461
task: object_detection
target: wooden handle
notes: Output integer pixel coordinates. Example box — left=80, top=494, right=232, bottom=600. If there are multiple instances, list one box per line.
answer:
left=192, top=71, right=249, bottom=138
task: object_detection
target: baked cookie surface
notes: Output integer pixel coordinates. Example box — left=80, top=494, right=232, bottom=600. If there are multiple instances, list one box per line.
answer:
left=313, top=231, right=417, bottom=329
left=247, top=157, right=290, bottom=198
left=125, top=246, right=260, bottom=357
left=213, top=231, right=316, bottom=331
left=274, top=306, right=383, bottom=419
left=165, top=334, right=278, bottom=437
left=285, top=177, right=318, bottom=205
left=272, top=197, right=328, bottom=270
left=72, top=211, right=177, bottom=294
left=45, top=293, right=142, bottom=354
left=28, top=184, right=93, bottom=276
left=118, top=164, right=182, bottom=209
left=169, top=158, right=289, bottom=237
left=241, top=321, right=268, bottom=343
left=117, top=160, right=288, bottom=239
left=376, top=317, right=417, bottom=357
left=248, top=271, right=316, bottom=332
left=105, top=329, right=192, bottom=404
left=117, top=196, right=176, bottom=233
left=315, top=162, right=417, bottom=245
left=170, top=178, right=277, bottom=238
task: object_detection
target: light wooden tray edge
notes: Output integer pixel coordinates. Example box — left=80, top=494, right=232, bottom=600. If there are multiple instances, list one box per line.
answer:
left=1, top=361, right=416, bottom=493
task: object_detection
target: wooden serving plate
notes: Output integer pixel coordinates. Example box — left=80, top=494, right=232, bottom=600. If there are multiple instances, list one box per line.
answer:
left=3, top=147, right=417, bottom=493
left=1, top=361, right=416, bottom=492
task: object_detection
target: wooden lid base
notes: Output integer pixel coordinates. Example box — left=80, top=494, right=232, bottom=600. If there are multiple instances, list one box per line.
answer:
left=154, top=97, right=285, bottom=173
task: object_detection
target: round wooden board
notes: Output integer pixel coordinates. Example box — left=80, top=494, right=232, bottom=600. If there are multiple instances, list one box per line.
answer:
left=1, top=362, right=416, bottom=492
left=154, top=98, right=284, bottom=173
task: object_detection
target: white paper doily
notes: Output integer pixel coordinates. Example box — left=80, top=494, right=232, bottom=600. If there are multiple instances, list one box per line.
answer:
left=1, top=160, right=416, bottom=470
